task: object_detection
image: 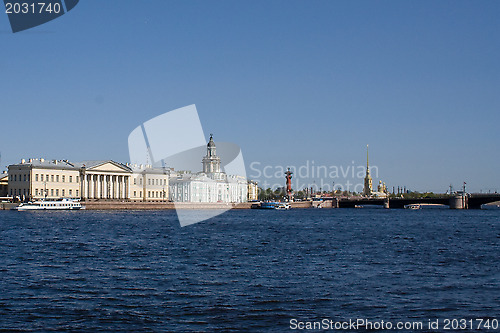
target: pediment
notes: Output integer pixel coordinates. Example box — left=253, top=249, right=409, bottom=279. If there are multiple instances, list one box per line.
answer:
left=87, top=161, right=131, bottom=173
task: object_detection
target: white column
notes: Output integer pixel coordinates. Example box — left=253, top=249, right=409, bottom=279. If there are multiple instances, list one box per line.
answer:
left=126, top=176, right=130, bottom=199
left=103, top=176, right=108, bottom=199
left=85, top=175, right=90, bottom=199
left=118, top=176, right=122, bottom=199
left=83, top=174, right=88, bottom=199
left=97, top=176, right=101, bottom=199
left=89, top=175, right=94, bottom=199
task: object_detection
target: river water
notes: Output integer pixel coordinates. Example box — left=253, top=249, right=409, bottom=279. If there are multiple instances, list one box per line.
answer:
left=0, top=209, right=499, bottom=331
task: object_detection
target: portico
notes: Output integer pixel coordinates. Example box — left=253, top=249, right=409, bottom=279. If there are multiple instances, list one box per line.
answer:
left=79, top=161, right=132, bottom=201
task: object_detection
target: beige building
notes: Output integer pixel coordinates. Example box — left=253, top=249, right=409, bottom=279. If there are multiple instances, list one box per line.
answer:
left=129, top=164, right=171, bottom=202
left=8, top=159, right=81, bottom=200
left=77, top=161, right=132, bottom=200
left=248, top=180, right=259, bottom=201
left=7, top=158, right=173, bottom=202
left=0, top=172, right=9, bottom=197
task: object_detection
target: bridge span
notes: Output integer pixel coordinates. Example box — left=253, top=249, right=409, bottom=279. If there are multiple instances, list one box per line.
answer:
left=328, top=194, right=500, bottom=209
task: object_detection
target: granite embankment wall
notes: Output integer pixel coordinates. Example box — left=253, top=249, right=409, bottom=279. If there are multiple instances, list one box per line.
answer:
left=1, top=201, right=321, bottom=210
left=84, top=201, right=320, bottom=210
left=83, top=201, right=255, bottom=210
left=0, top=203, right=18, bottom=210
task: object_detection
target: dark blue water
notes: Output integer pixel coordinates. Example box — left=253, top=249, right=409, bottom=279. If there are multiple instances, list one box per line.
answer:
left=0, top=209, right=499, bottom=332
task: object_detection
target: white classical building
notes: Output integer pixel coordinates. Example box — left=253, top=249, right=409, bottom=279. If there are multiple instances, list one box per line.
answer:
left=77, top=161, right=132, bottom=200
left=169, top=135, right=248, bottom=203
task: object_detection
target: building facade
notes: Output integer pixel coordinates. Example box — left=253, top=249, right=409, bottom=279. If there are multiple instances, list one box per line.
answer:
left=129, top=164, right=171, bottom=202
left=248, top=180, right=259, bottom=201
left=0, top=172, right=9, bottom=197
left=8, top=159, right=81, bottom=201
left=169, top=135, right=248, bottom=203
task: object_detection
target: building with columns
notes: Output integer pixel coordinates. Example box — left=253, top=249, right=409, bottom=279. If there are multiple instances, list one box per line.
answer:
left=7, top=158, right=175, bottom=202
left=76, top=161, right=132, bottom=201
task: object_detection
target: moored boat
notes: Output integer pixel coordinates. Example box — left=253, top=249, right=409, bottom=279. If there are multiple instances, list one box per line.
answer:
left=15, top=198, right=84, bottom=211
left=252, top=202, right=291, bottom=210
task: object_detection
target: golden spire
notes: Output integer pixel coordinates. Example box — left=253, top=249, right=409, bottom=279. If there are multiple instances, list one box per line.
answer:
left=366, top=144, right=370, bottom=175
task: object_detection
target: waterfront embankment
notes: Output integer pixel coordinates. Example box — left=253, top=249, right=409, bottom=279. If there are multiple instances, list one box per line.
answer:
left=1, top=200, right=322, bottom=210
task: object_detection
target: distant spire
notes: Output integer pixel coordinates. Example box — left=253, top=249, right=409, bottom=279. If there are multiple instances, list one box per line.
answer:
left=366, top=144, right=370, bottom=174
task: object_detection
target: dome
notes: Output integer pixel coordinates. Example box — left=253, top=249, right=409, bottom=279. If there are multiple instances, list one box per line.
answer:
left=207, top=134, right=216, bottom=148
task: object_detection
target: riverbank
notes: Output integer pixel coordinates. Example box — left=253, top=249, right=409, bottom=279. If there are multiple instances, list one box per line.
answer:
left=83, top=201, right=319, bottom=210
left=1, top=200, right=325, bottom=210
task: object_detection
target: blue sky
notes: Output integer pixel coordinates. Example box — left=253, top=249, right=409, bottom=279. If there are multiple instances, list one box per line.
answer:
left=1, top=0, right=499, bottom=193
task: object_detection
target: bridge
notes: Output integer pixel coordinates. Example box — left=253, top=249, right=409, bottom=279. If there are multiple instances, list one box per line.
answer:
left=327, top=194, right=500, bottom=209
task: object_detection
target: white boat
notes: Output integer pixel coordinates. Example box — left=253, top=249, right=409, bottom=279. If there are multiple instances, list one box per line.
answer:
left=15, top=198, right=84, bottom=211
left=274, top=203, right=291, bottom=210
left=404, top=204, right=421, bottom=210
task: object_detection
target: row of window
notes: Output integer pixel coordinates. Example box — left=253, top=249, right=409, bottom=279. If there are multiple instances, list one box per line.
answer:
left=35, top=174, right=78, bottom=183
left=133, top=178, right=168, bottom=186
left=10, top=174, right=79, bottom=183
left=132, top=190, right=167, bottom=198
left=10, top=188, right=79, bottom=197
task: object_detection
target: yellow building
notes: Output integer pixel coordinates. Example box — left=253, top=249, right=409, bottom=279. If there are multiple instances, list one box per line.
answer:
left=0, top=172, right=8, bottom=197
left=8, top=159, right=81, bottom=200
left=248, top=180, right=259, bottom=201
left=129, top=164, right=171, bottom=202
left=8, top=158, right=174, bottom=202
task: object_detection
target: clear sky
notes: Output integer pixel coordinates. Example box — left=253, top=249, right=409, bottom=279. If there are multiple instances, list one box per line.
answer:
left=1, top=0, right=499, bottom=193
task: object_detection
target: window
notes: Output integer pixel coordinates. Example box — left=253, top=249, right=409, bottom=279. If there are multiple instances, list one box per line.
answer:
left=148, top=191, right=151, bottom=198
left=23, top=175, right=26, bottom=182
left=35, top=188, right=38, bottom=195
left=14, top=175, right=16, bottom=181
left=62, top=176, right=65, bottom=183
left=35, top=174, right=39, bottom=181
left=148, top=179, right=151, bottom=186
left=133, top=191, right=137, bottom=197
left=69, top=176, right=72, bottom=183
left=76, top=190, right=79, bottom=196
left=139, top=191, right=142, bottom=197
left=139, top=178, right=142, bottom=185
left=62, top=189, right=65, bottom=196
left=56, top=189, right=59, bottom=196
left=51, top=189, right=54, bottom=196
left=27, top=175, right=30, bottom=182
left=134, top=178, right=137, bottom=185
left=69, top=189, right=72, bottom=196
left=56, top=175, right=59, bottom=182
left=51, top=175, right=54, bottom=182
left=46, top=174, right=49, bottom=182
left=76, top=176, right=79, bottom=183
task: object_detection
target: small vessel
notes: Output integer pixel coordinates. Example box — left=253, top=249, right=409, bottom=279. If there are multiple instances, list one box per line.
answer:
left=274, top=203, right=291, bottom=210
left=253, top=202, right=291, bottom=210
left=15, top=198, right=84, bottom=211
left=404, top=204, right=421, bottom=210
